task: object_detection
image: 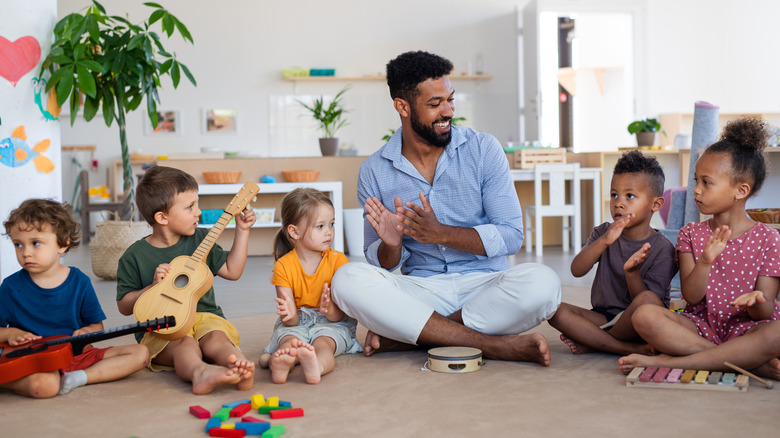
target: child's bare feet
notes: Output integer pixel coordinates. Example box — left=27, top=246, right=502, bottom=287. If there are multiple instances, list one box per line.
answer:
left=192, top=364, right=241, bottom=395
left=560, top=334, right=595, bottom=355
left=618, top=353, right=672, bottom=375
left=291, top=339, right=322, bottom=384
left=269, top=347, right=298, bottom=384
left=227, top=354, right=255, bottom=391
left=754, top=357, right=780, bottom=380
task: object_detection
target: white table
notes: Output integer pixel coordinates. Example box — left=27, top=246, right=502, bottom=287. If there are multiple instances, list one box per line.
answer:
left=199, top=182, right=343, bottom=252
left=510, top=167, right=603, bottom=233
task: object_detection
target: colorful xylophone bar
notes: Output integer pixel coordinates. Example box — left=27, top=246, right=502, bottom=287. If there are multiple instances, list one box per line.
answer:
left=626, top=367, right=749, bottom=392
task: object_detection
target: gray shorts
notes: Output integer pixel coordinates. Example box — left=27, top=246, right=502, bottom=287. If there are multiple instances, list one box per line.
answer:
left=263, top=306, right=363, bottom=356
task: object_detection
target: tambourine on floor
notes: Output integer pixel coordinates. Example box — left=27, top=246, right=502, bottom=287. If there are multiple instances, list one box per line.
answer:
left=425, top=347, right=484, bottom=373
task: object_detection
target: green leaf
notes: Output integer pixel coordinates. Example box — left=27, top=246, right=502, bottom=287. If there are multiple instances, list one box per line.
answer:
left=76, top=64, right=97, bottom=98
left=73, top=43, right=86, bottom=61
left=86, top=14, right=100, bottom=41
left=102, top=91, right=115, bottom=126
left=172, top=17, right=193, bottom=43
left=148, top=9, right=165, bottom=26
left=56, top=68, right=75, bottom=106
left=49, top=55, right=74, bottom=65
left=171, top=61, right=181, bottom=88
left=144, top=2, right=165, bottom=9
left=127, top=34, right=144, bottom=50
left=180, top=62, right=196, bottom=86
left=80, top=59, right=103, bottom=72
left=69, top=88, right=80, bottom=126
left=162, top=14, right=174, bottom=37
left=83, top=94, right=100, bottom=121
left=92, top=0, right=106, bottom=14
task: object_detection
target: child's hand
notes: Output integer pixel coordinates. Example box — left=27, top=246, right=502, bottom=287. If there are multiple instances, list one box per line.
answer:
left=6, top=328, right=41, bottom=346
left=153, top=263, right=171, bottom=285
left=730, top=291, right=766, bottom=309
left=604, top=214, right=634, bottom=245
left=274, top=295, right=297, bottom=323
left=624, top=243, right=651, bottom=273
left=234, top=206, right=256, bottom=230
left=701, top=225, right=731, bottom=265
left=319, top=283, right=331, bottom=315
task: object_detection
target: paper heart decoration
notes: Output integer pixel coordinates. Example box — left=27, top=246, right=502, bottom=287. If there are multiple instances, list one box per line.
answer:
left=0, top=35, right=41, bottom=87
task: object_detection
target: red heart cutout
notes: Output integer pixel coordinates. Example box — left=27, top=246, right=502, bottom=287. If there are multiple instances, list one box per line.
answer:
left=0, top=35, right=41, bottom=87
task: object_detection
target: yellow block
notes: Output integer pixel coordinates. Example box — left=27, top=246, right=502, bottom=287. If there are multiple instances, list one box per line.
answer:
left=267, top=396, right=279, bottom=407
left=694, top=370, right=709, bottom=383
left=251, top=394, right=266, bottom=410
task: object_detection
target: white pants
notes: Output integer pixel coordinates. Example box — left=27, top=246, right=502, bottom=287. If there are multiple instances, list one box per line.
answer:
left=331, top=262, right=561, bottom=345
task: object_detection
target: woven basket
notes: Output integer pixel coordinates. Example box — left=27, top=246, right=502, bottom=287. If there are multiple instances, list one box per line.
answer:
left=203, top=171, right=242, bottom=184
left=747, top=208, right=780, bottom=224
left=281, top=169, right=320, bottom=182
left=90, top=220, right=152, bottom=280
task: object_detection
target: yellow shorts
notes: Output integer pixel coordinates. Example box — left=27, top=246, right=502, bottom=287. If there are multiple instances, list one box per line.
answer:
left=140, top=312, right=241, bottom=371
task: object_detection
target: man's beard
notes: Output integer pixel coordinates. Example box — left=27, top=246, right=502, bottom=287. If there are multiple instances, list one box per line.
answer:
left=410, top=107, right=452, bottom=148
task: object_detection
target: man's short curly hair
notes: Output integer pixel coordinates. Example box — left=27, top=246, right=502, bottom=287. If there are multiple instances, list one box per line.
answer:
left=613, top=150, right=665, bottom=197
left=386, top=51, right=453, bottom=103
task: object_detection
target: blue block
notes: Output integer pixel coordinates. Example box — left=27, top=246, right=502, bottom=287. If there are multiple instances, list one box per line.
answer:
left=235, top=422, right=271, bottom=435
left=205, top=418, right=222, bottom=433
left=223, top=399, right=252, bottom=408
left=278, top=400, right=292, bottom=407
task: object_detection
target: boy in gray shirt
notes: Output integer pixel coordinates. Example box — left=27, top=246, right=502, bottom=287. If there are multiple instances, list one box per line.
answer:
left=548, top=150, right=677, bottom=355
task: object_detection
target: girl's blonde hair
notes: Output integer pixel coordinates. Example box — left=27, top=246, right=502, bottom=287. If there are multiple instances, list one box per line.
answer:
left=273, top=188, right=334, bottom=260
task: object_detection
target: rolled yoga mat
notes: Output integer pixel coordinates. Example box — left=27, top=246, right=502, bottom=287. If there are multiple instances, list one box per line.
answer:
left=684, top=101, right=720, bottom=225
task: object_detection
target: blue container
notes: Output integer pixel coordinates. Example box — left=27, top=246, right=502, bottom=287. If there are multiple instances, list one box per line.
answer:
left=201, top=209, right=235, bottom=225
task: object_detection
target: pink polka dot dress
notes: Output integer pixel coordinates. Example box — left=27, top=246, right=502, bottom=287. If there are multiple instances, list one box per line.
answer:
left=677, top=220, right=780, bottom=344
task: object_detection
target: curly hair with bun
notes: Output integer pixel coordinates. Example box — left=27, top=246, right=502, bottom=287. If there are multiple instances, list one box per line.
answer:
left=704, top=117, right=769, bottom=198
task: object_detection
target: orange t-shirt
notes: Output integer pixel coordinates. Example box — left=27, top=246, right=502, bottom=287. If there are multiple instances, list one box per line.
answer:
left=270, top=248, right=349, bottom=309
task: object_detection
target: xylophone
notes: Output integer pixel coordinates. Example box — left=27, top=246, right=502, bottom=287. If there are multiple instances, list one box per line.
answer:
left=626, top=366, right=749, bottom=392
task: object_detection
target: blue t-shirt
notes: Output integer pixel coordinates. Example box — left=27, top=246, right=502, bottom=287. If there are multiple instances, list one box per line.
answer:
left=0, top=267, right=106, bottom=337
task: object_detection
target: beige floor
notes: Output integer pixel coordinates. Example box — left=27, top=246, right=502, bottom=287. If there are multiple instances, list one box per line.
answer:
left=2, top=246, right=779, bottom=437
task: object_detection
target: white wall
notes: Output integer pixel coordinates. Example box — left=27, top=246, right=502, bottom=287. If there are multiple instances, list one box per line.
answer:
left=50, top=0, right=780, bottom=199
left=57, top=0, right=524, bottom=195
left=645, top=0, right=780, bottom=115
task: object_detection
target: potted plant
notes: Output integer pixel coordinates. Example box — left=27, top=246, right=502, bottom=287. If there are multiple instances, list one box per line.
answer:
left=298, top=87, right=349, bottom=156
left=627, top=117, right=666, bottom=147
left=39, top=0, right=196, bottom=220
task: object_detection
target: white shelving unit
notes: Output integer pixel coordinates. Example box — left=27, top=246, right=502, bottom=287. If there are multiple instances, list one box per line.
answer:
left=197, top=181, right=344, bottom=252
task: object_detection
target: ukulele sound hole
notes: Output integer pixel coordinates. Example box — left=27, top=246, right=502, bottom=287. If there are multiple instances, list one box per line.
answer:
left=173, top=274, right=190, bottom=288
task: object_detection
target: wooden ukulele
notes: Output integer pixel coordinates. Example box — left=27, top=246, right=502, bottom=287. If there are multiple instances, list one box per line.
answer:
left=0, top=316, right=175, bottom=385
left=132, top=182, right=259, bottom=340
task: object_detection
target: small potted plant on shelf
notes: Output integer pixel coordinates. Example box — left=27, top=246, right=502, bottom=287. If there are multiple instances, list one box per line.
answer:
left=298, top=87, right=349, bottom=156
left=627, top=117, right=666, bottom=147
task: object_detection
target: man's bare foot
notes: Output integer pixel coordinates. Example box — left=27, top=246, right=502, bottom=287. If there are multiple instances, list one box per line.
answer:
left=292, top=339, right=323, bottom=384
left=269, top=347, right=298, bottom=384
left=192, top=364, right=241, bottom=395
left=483, top=333, right=551, bottom=366
left=560, top=334, right=595, bottom=355
left=363, top=330, right=419, bottom=357
left=227, top=354, right=255, bottom=391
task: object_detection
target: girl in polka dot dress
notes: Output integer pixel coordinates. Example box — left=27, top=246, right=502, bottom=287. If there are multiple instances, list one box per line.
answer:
left=619, top=117, right=780, bottom=379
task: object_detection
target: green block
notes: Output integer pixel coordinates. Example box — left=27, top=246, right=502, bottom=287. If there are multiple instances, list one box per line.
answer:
left=261, top=425, right=285, bottom=438
left=214, top=406, right=231, bottom=421
left=257, top=406, right=290, bottom=414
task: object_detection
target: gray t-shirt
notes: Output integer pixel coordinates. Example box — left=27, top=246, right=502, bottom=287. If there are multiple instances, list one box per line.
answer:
left=588, top=222, right=677, bottom=315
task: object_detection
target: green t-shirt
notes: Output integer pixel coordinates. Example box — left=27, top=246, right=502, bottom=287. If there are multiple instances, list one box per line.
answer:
left=116, top=228, right=229, bottom=341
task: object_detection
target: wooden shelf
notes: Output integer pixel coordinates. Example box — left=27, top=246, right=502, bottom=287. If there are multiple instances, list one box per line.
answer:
left=283, top=74, right=492, bottom=82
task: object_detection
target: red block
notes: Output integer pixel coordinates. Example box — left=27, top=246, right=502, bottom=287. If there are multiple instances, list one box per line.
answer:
left=230, top=403, right=252, bottom=417
left=269, top=407, right=304, bottom=419
left=189, top=405, right=211, bottom=419
left=208, top=427, right=247, bottom=438
left=241, top=416, right=267, bottom=423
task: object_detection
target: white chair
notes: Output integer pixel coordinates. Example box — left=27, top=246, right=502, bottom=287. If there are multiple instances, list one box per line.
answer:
left=524, top=162, right=581, bottom=257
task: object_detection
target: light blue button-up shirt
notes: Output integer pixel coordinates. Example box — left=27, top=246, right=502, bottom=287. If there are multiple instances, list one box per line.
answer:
left=357, top=125, right=524, bottom=277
